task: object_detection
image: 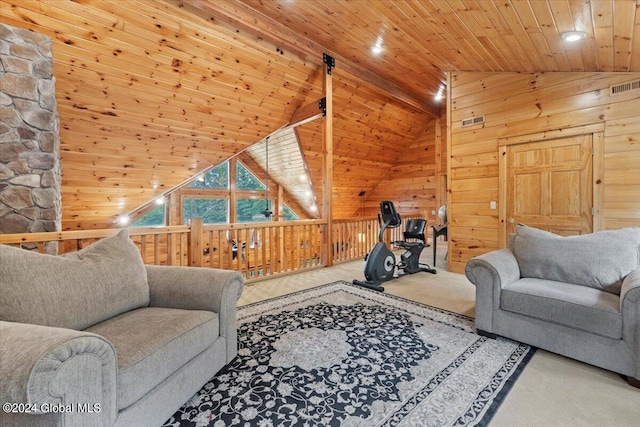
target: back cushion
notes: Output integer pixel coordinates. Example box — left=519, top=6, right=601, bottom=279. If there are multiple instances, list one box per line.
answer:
left=512, top=225, right=640, bottom=294
left=0, top=229, right=149, bottom=330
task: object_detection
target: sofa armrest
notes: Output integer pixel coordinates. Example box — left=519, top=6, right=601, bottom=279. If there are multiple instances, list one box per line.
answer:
left=620, top=268, right=640, bottom=379
left=145, top=265, right=245, bottom=362
left=0, top=321, right=117, bottom=427
left=465, top=249, right=521, bottom=333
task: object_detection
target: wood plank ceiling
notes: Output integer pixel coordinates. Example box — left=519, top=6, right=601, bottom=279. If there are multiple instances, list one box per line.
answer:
left=1, top=0, right=638, bottom=230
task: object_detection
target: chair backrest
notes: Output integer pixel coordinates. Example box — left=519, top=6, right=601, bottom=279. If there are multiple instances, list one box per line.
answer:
left=403, top=218, right=427, bottom=244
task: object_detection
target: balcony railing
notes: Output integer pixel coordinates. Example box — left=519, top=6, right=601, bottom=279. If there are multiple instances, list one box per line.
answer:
left=0, top=216, right=422, bottom=283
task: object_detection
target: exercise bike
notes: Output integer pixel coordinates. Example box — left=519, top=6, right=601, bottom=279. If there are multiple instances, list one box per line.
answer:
left=353, top=201, right=436, bottom=292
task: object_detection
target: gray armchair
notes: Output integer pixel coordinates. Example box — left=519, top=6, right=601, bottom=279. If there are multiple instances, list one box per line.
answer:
left=465, top=225, right=640, bottom=387
left=0, top=230, right=244, bottom=427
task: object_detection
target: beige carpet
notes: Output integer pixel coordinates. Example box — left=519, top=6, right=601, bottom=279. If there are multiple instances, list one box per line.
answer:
left=239, top=243, right=640, bottom=426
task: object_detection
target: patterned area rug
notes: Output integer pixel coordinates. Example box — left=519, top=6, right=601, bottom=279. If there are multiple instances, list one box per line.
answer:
left=163, top=281, right=534, bottom=427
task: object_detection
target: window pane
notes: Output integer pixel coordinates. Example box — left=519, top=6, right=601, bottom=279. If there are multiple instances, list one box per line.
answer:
left=283, top=204, right=299, bottom=221
left=236, top=162, right=266, bottom=190
left=183, top=198, right=228, bottom=224
left=237, top=199, right=272, bottom=222
left=130, top=205, right=165, bottom=227
left=189, top=162, right=228, bottom=189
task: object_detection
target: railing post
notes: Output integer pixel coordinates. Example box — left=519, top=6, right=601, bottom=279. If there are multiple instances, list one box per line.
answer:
left=189, top=217, right=204, bottom=267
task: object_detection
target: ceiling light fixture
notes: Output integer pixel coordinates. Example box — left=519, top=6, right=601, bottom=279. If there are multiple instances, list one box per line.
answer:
left=371, top=36, right=383, bottom=55
left=434, top=84, right=445, bottom=101
left=561, top=31, right=587, bottom=42
left=116, top=215, right=130, bottom=226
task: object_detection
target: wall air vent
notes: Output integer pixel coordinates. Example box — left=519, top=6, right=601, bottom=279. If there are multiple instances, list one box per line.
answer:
left=461, top=116, right=485, bottom=127
left=610, top=80, right=640, bottom=96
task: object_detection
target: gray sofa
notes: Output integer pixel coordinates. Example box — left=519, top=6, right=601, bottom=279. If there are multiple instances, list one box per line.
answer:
left=0, top=229, right=244, bottom=427
left=465, top=225, right=640, bottom=387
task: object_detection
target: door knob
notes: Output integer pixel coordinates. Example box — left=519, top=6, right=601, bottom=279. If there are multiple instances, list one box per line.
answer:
left=508, top=218, right=515, bottom=224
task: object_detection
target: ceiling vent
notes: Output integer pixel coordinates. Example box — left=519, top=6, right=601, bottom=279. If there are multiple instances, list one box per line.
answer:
left=461, top=116, right=485, bottom=127
left=610, top=80, right=640, bottom=96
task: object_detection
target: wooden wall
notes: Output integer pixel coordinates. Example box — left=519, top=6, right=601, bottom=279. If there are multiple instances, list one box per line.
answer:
left=0, top=0, right=431, bottom=229
left=448, top=71, right=640, bottom=273
left=357, top=108, right=448, bottom=232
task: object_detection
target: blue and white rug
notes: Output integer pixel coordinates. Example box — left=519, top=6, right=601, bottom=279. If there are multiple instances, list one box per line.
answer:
left=163, top=281, right=534, bottom=427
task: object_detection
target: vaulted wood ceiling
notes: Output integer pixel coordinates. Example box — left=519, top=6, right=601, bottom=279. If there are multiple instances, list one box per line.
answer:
left=1, top=0, right=638, bottom=230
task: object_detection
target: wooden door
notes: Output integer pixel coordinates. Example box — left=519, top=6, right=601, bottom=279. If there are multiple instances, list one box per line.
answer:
left=506, top=134, right=593, bottom=236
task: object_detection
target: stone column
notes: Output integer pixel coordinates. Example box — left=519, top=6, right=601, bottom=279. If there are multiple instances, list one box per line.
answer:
left=0, top=23, right=61, bottom=251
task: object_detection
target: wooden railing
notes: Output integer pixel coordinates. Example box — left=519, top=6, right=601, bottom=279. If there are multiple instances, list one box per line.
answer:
left=191, top=219, right=327, bottom=280
left=1, top=219, right=330, bottom=283
left=0, top=216, right=423, bottom=282
left=0, top=226, right=193, bottom=265
left=332, top=217, right=379, bottom=262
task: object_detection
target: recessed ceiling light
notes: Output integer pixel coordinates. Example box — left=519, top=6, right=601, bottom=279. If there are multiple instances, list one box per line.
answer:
left=371, top=35, right=383, bottom=55
left=434, top=84, right=445, bottom=101
left=561, top=31, right=587, bottom=42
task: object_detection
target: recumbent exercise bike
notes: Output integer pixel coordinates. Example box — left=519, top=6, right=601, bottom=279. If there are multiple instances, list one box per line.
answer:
left=353, top=201, right=436, bottom=292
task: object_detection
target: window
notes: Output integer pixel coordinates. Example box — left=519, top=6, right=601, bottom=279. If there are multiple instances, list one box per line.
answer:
left=237, top=199, right=272, bottom=222
left=283, top=204, right=299, bottom=221
left=189, top=162, right=228, bottom=189
left=236, top=162, right=266, bottom=190
left=183, top=198, right=228, bottom=224
left=130, top=205, right=165, bottom=227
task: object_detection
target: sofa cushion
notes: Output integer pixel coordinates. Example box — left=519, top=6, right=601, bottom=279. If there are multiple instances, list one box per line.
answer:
left=85, top=307, right=219, bottom=409
left=501, top=278, right=622, bottom=339
left=0, top=229, right=149, bottom=330
left=512, top=225, right=640, bottom=294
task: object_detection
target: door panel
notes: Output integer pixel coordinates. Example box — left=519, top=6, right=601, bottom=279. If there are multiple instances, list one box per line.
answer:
left=514, top=174, right=541, bottom=215
left=506, top=134, right=592, bottom=236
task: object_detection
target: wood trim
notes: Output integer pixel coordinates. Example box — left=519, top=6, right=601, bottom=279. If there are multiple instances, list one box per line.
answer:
left=497, top=123, right=605, bottom=146
left=498, top=144, right=508, bottom=248
left=592, top=131, right=605, bottom=232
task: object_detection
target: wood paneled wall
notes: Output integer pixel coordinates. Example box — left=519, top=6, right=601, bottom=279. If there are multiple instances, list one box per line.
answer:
left=359, top=115, right=440, bottom=224
left=448, top=72, right=640, bottom=273
left=0, top=0, right=431, bottom=229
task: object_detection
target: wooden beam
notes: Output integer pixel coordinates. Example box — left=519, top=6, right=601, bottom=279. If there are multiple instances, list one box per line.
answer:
left=322, top=54, right=334, bottom=267
left=229, top=158, right=237, bottom=222
left=445, top=72, right=452, bottom=270
left=289, top=98, right=324, bottom=127
left=434, top=116, right=443, bottom=223
left=276, top=184, right=284, bottom=222
left=178, top=0, right=440, bottom=117
left=188, top=217, right=204, bottom=266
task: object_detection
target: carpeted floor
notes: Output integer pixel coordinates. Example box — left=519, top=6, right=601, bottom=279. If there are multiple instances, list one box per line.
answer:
left=234, top=246, right=640, bottom=426
left=163, top=281, right=535, bottom=427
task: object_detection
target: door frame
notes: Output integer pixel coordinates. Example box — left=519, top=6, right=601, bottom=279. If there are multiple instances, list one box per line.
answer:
left=497, top=123, right=605, bottom=248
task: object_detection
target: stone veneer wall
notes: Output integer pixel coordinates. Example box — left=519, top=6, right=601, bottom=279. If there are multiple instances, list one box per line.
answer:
left=0, top=23, right=61, bottom=245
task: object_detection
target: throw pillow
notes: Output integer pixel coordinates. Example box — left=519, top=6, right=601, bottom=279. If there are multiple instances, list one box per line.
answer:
left=512, top=224, right=640, bottom=294
left=0, top=229, right=149, bottom=330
